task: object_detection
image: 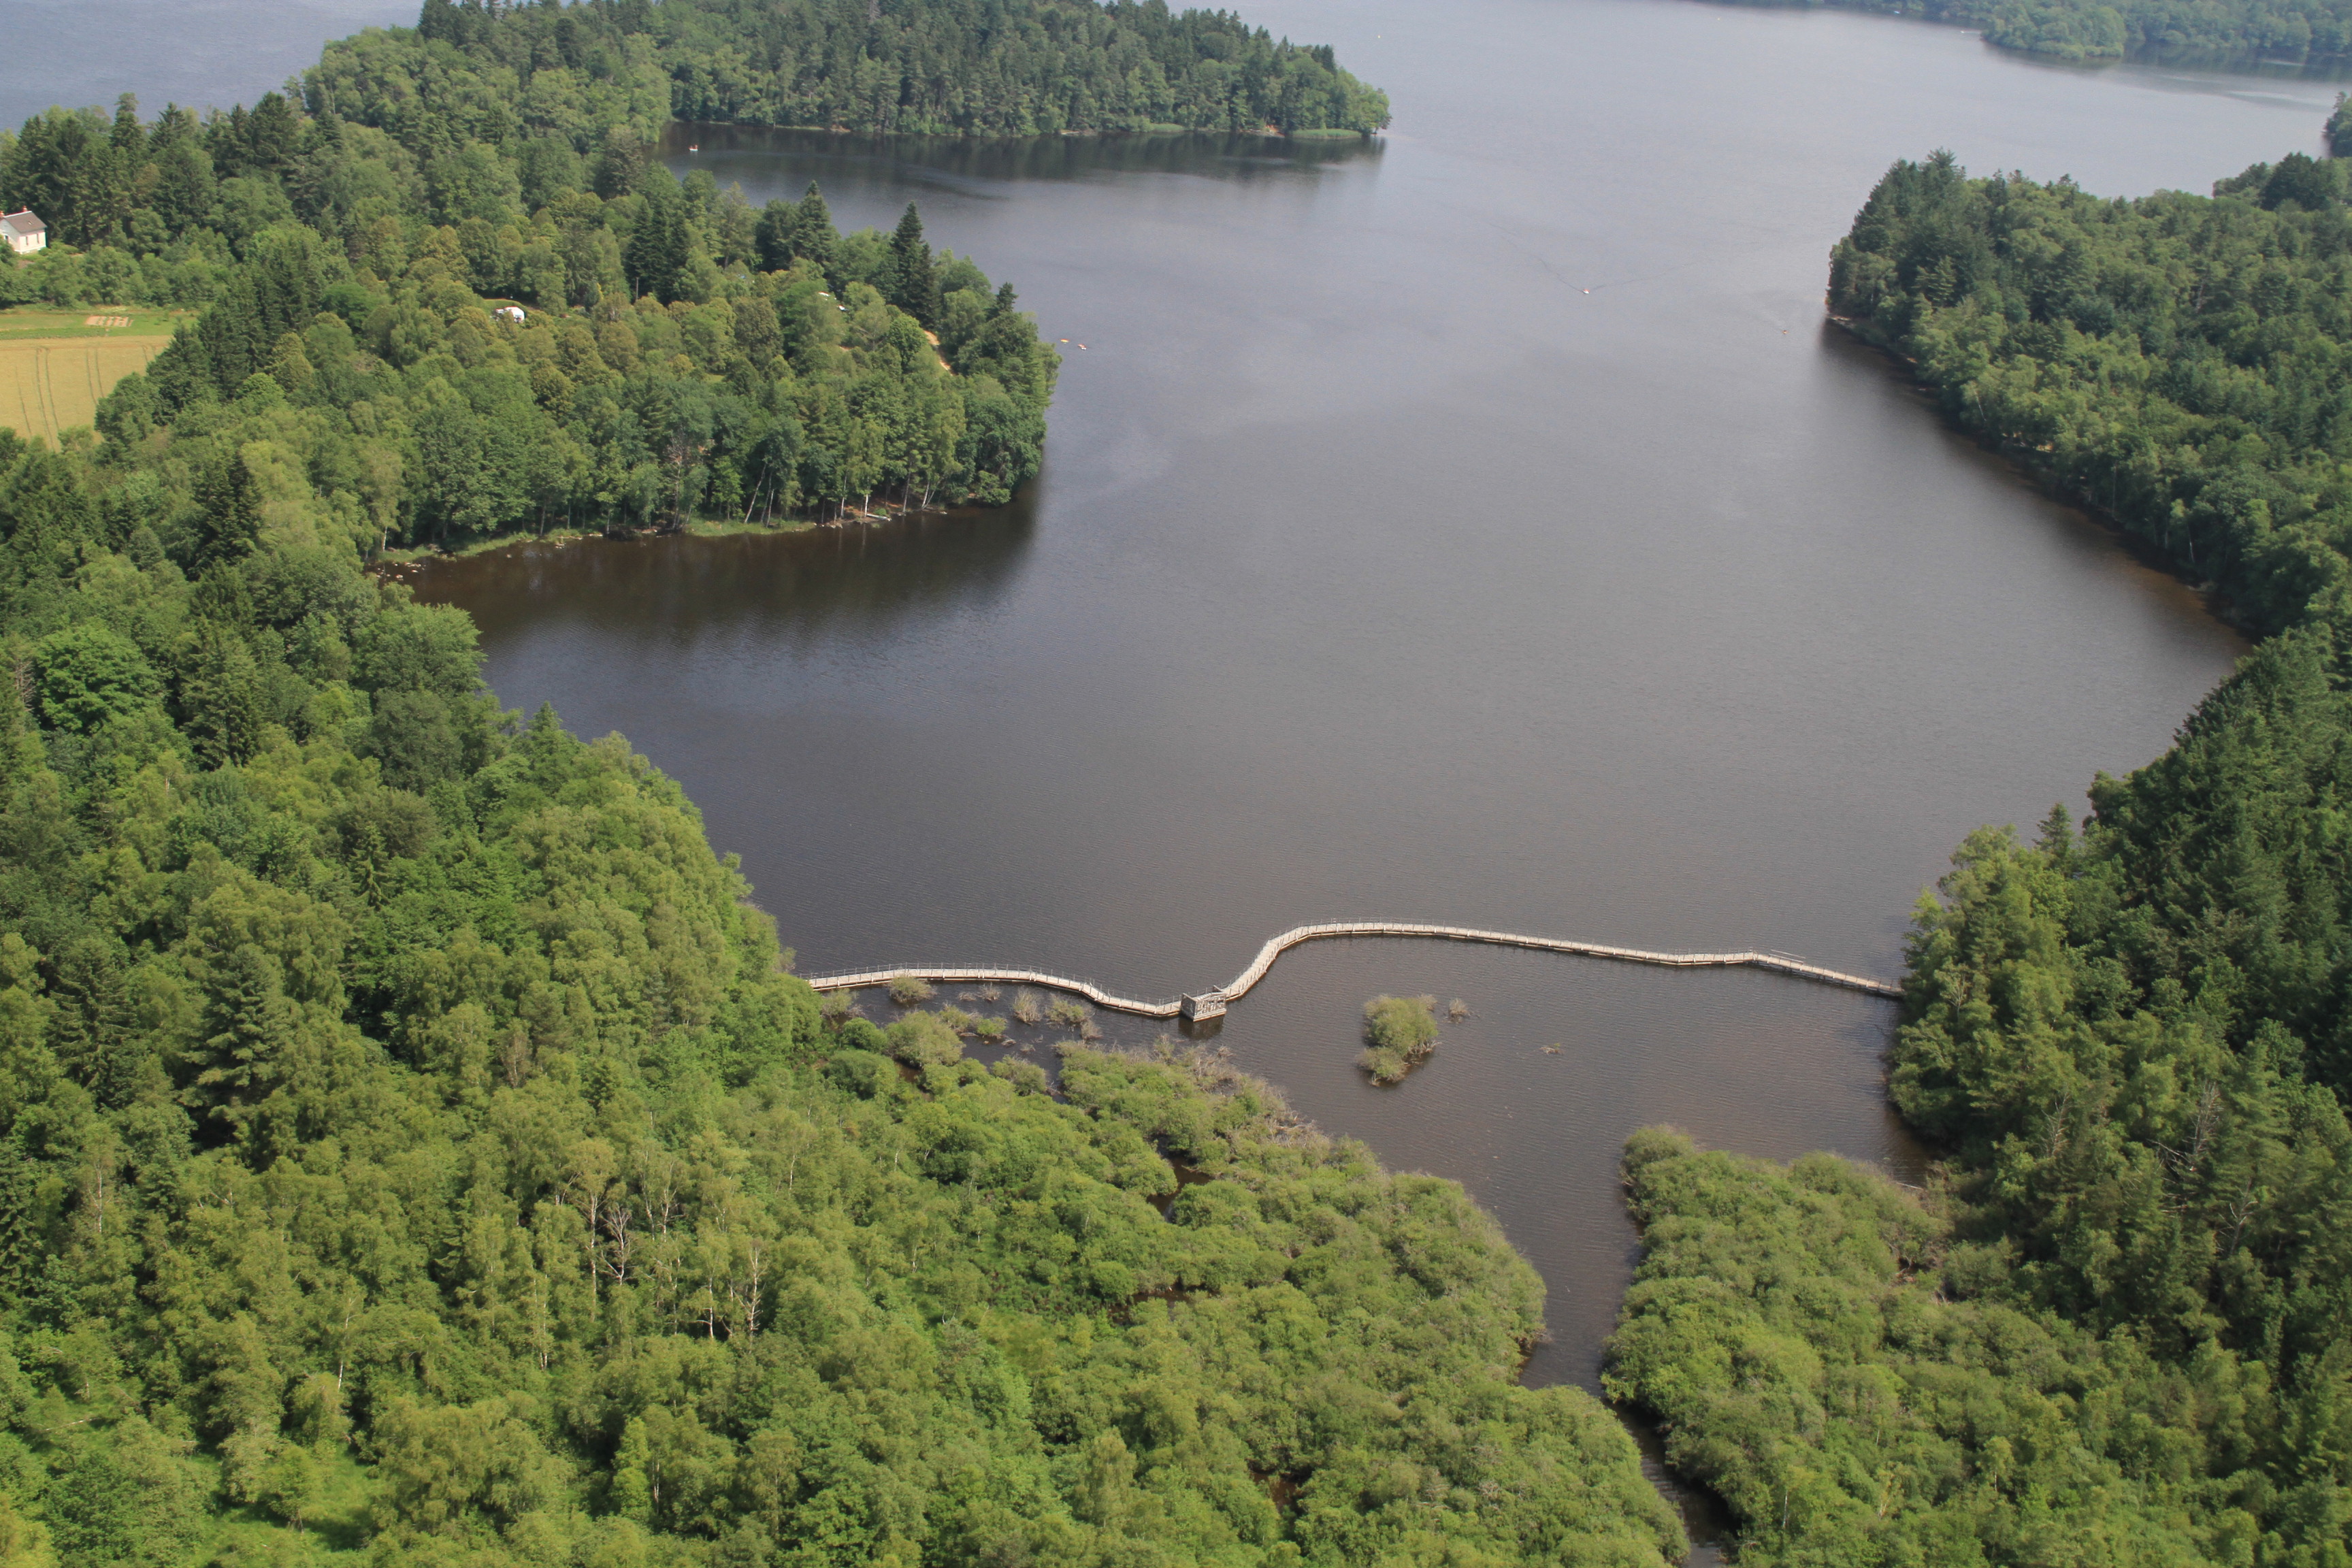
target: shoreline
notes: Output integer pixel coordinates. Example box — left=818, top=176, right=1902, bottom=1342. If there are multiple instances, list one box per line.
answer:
left=1821, top=309, right=2257, bottom=640
left=664, top=118, right=1379, bottom=145
left=367, top=495, right=1014, bottom=574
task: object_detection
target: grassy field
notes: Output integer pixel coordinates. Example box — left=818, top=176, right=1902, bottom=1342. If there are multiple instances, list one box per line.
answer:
left=0, top=308, right=185, bottom=444
left=0, top=336, right=169, bottom=444
left=0, top=306, right=189, bottom=342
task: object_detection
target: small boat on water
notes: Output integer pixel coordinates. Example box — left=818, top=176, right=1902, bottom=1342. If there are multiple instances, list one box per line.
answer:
left=688, top=144, right=700, bottom=152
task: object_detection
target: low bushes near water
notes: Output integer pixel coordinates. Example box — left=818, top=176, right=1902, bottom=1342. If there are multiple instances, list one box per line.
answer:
left=1011, top=987, right=1046, bottom=1024
left=1359, top=994, right=1441, bottom=1083
left=1604, top=1128, right=2298, bottom=1564
left=990, top=1056, right=1050, bottom=1094
left=884, top=1008, right=966, bottom=1068
left=888, top=973, right=936, bottom=1004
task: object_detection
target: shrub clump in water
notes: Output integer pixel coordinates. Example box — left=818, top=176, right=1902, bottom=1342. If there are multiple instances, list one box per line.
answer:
left=889, top=974, right=937, bottom=1005
left=1359, top=994, right=1440, bottom=1084
left=885, top=1010, right=964, bottom=1068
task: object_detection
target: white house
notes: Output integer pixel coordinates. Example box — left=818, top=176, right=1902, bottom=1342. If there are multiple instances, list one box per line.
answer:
left=1, top=210, right=45, bottom=255
left=493, top=305, right=525, bottom=324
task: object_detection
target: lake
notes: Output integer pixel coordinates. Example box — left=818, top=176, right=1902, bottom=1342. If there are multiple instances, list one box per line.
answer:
left=10, top=0, right=2336, bottom=1535
left=405, top=0, right=2329, bottom=1388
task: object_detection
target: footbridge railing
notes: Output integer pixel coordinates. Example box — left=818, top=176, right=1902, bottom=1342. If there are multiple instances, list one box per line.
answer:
left=800, top=921, right=1902, bottom=1022
left=797, top=965, right=1187, bottom=1018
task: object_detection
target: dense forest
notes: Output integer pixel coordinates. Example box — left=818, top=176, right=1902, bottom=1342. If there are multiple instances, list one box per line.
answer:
left=1600, top=138, right=2352, bottom=1566
left=0, top=76, right=1061, bottom=532
left=1827, top=146, right=2352, bottom=640
left=318, top=0, right=1390, bottom=141
left=1775, top=0, right=2352, bottom=61
left=1610, top=1130, right=2274, bottom=1564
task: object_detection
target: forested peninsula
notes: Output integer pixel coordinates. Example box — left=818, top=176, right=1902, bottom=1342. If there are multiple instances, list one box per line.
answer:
left=1598, top=140, right=2352, bottom=1566
left=1799, top=0, right=2352, bottom=63
left=0, top=58, right=1062, bottom=530
left=353, top=0, right=1392, bottom=139
left=0, top=0, right=1390, bottom=529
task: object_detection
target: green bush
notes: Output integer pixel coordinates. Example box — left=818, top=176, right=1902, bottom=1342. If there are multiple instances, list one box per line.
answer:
left=1606, top=1129, right=2264, bottom=1565
left=826, top=1048, right=898, bottom=1100
left=30, top=622, right=160, bottom=732
left=885, top=1009, right=964, bottom=1067
left=1359, top=994, right=1439, bottom=1084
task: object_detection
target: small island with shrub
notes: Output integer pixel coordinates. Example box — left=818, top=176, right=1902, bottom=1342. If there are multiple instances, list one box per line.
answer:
left=1358, top=993, right=1441, bottom=1084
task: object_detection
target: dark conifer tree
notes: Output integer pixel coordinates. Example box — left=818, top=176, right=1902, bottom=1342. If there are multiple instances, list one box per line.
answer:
left=144, top=324, right=214, bottom=417
left=179, top=625, right=270, bottom=769
left=416, top=0, right=477, bottom=45
left=48, top=936, right=133, bottom=1107
left=591, top=127, right=647, bottom=198
left=753, top=197, right=794, bottom=272
left=243, top=92, right=301, bottom=175
left=888, top=202, right=939, bottom=327
left=197, top=276, right=268, bottom=391
left=214, top=103, right=252, bottom=178
left=623, top=178, right=692, bottom=300
left=188, top=561, right=256, bottom=630
left=193, top=943, right=290, bottom=1141
left=149, top=101, right=197, bottom=152
left=791, top=182, right=836, bottom=278
left=0, top=111, right=91, bottom=242
left=0, top=445, right=99, bottom=559
left=193, top=451, right=263, bottom=570
left=0, top=1140, right=37, bottom=1309
left=108, top=94, right=144, bottom=162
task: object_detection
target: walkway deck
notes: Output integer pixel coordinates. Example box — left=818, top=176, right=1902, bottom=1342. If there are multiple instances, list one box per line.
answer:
left=800, top=920, right=1903, bottom=1017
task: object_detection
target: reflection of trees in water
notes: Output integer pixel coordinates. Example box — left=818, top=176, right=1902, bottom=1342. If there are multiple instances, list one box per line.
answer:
left=413, top=487, right=1039, bottom=656
left=662, top=121, right=1382, bottom=202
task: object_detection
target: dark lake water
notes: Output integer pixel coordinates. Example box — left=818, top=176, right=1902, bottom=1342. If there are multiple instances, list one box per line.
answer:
left=0, top=0, right=414, bottom=129
left=12, top=0, right=2340, bottom=1541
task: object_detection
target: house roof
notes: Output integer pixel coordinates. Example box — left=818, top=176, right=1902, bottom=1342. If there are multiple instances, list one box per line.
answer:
left=1, top=210, right=46, bottom=238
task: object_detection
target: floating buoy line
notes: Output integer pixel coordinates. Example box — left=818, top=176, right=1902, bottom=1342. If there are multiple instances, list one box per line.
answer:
left=803, top=920, right=1902, bottom=1022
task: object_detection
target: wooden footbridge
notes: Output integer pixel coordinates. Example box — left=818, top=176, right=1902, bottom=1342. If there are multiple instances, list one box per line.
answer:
left=801, top=920, right=1902, bottom=1022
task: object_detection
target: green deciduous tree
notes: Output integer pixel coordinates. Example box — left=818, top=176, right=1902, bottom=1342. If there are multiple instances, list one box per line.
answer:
left=29, top=625, right=158, bottom=733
